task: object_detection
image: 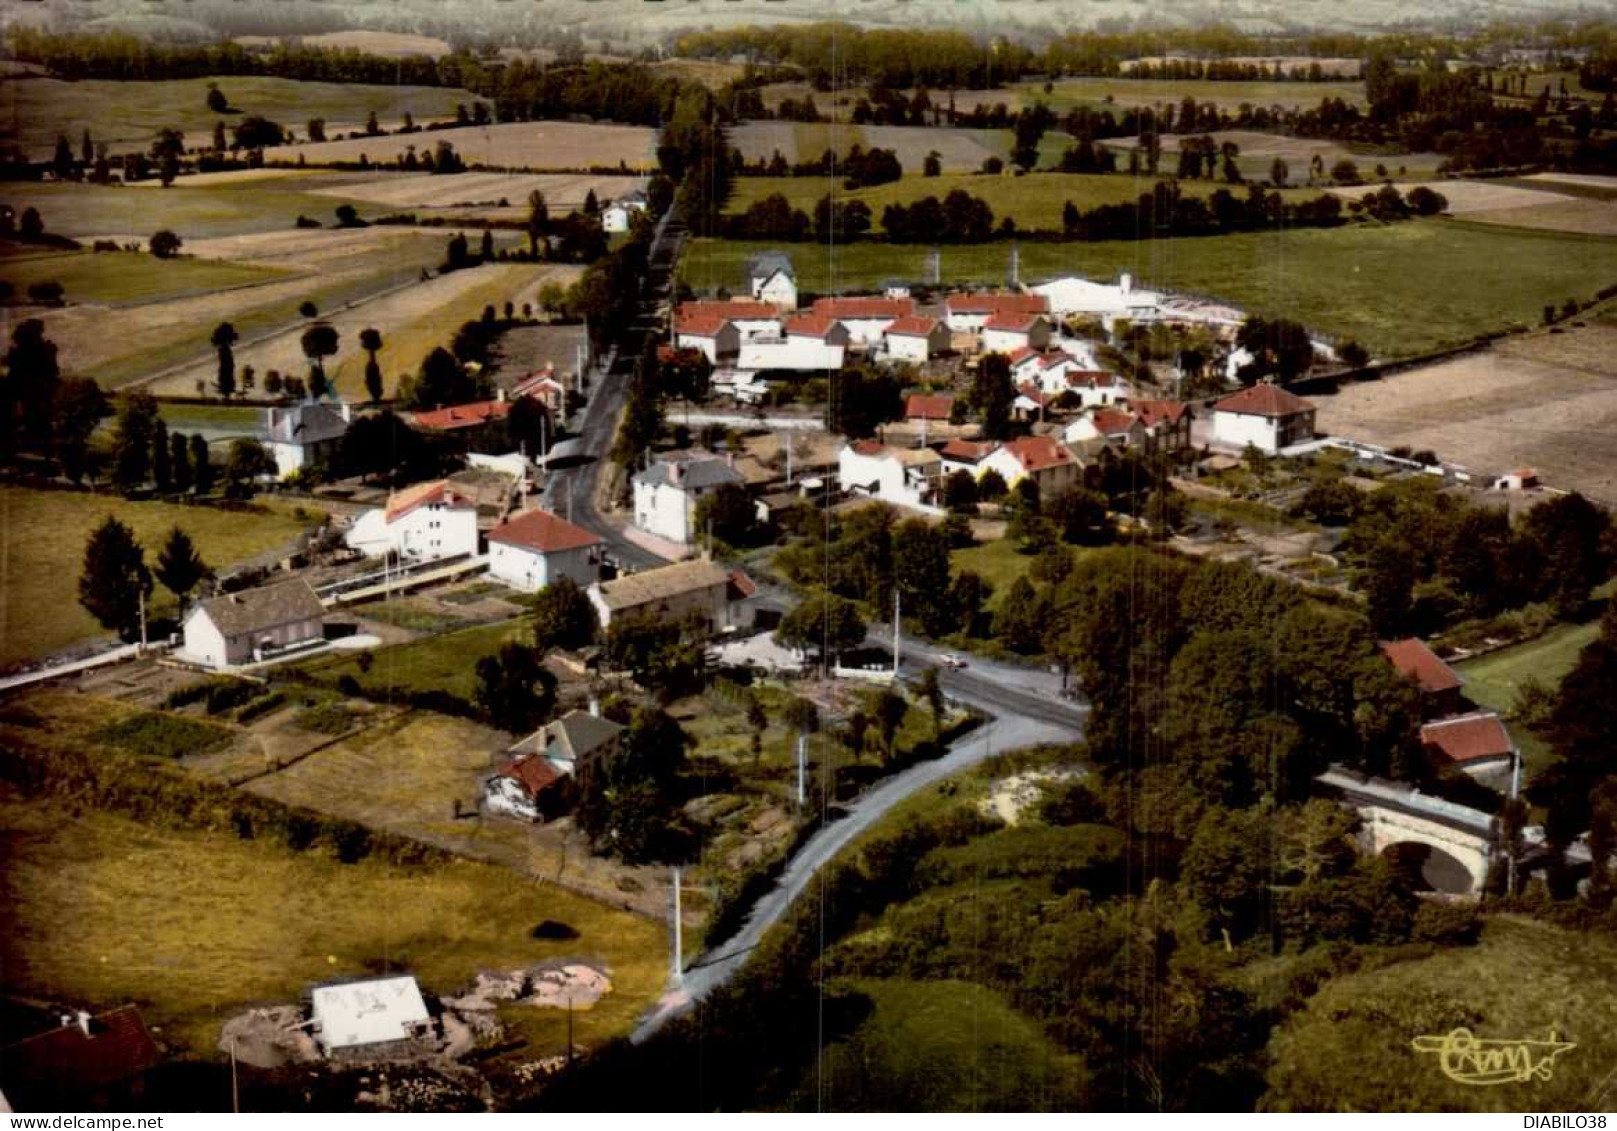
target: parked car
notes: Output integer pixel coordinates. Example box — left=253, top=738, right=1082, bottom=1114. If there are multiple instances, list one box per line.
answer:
left=937, top=653, right=967, bottom=669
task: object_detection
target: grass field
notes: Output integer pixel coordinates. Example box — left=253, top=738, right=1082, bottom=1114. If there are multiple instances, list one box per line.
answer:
left=298, top=618, right=531, bottom=699
left=1015, top=76, right=1369, bottom=113
left=1264, top=916, right=1617, bottom=1111
left=0, top=487, right=317, bottom=667
left=950, top=539, right=1035, bottom=613
left=0, top=247, right=287, bottom=306
left=0, top=74, right=474, bottom=159
left=0, top=796, right=664, bottom=1058
left=681, top=221, right=1617, bottom=357
left=3, top=176, right=378, bottom=240
left=725, top=171, right=1310, bottom=230
left=262, top=121, right=658, bottom=172
left=729, top=121, right=1012, bottom=172
left=157, top=402, right=265, bottom=439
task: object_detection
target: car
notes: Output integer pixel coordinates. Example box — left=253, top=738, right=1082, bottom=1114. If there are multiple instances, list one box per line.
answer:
left=937, top=653, right=967, bottom=669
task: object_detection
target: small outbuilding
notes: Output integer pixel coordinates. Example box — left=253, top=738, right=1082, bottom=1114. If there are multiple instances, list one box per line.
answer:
left=309, top=977, right=431, bottom=1056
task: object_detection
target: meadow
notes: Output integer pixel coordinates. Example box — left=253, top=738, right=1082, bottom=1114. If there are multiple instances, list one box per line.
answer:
left=0, top=795, right=665, bottom=1059
left=0, top=245, right=287, bottom=306
left=681, top=220, right=1617, bottom=357
left=950, top=538, right=1036, bottom=613
left=729, top=121, right=1012, bottom=172
left=0, top=487, right=318, bottom=667
left=262, top=121, right=659, bottom=172
left=1013, top=76, right=1370, bottom=113
left=296, top=617, right=531, bottom=700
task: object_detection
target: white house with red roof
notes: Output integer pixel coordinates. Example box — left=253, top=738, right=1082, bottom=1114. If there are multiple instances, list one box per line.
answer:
left=1013, top=384, right=1050, bottom=423
left=1130, top=398, right=1194, bottom=452
left=1010, top=349, right=1095, bottom=397
left=674, top=313, right=740, bottom=364
left=883, top=315, right=949, bottom=363
left=981, top=435, right=1082, bottom=494
left=511, top=366, right=566, bottom=415
left=812, top=296, right=914, bottom=346
left=944, top=292, right=1049, bottom=334
left=783, top=312, right=851, bottom=348
left=839, top=440, right=942, bottom=510
left=938, top=437, right=998, bottom=480
left=1211, top=383, right=1317, bottom=453
left=344, top=480, right=479, bottom=563
left=677, top=299, right=780, bottom=340
left=488, top=508, right=603, bottom=592
left=981, top=312, right=1053, bottom=355
left=1068, top=369, right=1132, bottom=408
left=1065, top=407, right=1148, bottom=449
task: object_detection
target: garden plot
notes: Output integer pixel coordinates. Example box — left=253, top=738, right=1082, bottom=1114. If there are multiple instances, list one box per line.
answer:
left=302, top=171, right=647, bottom=213
left=261, top=120, right=659, bottom=172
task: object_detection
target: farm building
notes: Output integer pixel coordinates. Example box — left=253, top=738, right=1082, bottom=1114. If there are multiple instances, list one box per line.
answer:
left=944, top=292, right=1049, bottom=334
left=1211, top=383, right=1317, bottom=453
left=735, top=337, right=846, bottom=374
left=505, top=705, right=625, bottom=794
left=811, top=296, right=914, bottom=346
left=1381, top=637, right=1465, bottom=719
left=344, top=480, right=479, bottom=563
left=1419, top=712, right=1518, bottom=789
left=601, top=189, right=648, bottom=233
left=746, top=250, right=798, bottom=310
left=483, top=753, right=569, bottom=822
left=265, top=401, right=352, bottom=479
left=839, top=440, right=942, bottom=510
left=309, top=977, right=431, bottom=1056
left=632, top=454, right=746, bottom=545
left=981, top=435, right=1082, bottom=494
left=487, top=508, right=603, bottom=593
left=408, top=396, right=513, bottom=447
left=587, top=557, right=753, bottom=632
left=938, top=438, right=998, bottom=479
left=1029, top=273, right=1161, bottom=327
left=0, top=1007, right=161, bottom=1112
left=982, top=313, right=1053, bottom=355
left=182, top=579, right=326, bottom=670
left=883, top=316, right=950, bottom=362
left=674, top=313, right=739, bottom=364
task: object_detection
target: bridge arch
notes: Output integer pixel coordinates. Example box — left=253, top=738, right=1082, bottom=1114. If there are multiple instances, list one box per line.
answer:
left=1381, top=840, right=1480, bottom=895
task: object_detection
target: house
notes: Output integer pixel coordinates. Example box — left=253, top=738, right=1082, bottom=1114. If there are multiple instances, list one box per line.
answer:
left=981, top=435, right=1081, bottom=494
left=265, top=401, right=351, bottom=478
left=310, top=977, right=431, bottom=1055
left=344, top=480, right=479, bottom=563
left=1381, top=637, right=1464, bottom=718
left=676, top=300, right=779, bottom=342
left=1130, top=399, right=1195, bottom=452
left=1067, top=369, right=1132, bottom=408
left=674, top=313, right=739, bottom=365
left=735, top=337, right=845, bottom=374
left=883, top=316, right=950, bottom=363
left=905, top=393, right=955, bottom=424
left=1029, top=273, right=1161, bottom=327
left=982, top=313, right=1053, bottom=355
left=0, top=1007, right=162, bottom=1112
left=504, top=705, right=625, bottom=796
left=483, top=752, right=570, bottom=822
left=1494, top=468, right=1539, bottom=491
left=632, top=454, right=746, bottom=545
left=487, top=508, right=602, bottom=593
left=1010, top=349, right=1091, bottom=397
left=601, top=189, right=648, bottom=233
left=839, top=440, right=941, bottom=510
left=409, top=396, right=513, bottom=446
left=943, top=292, right=1049, bottom=334
left=1013, top=383, right=1050, bottom=423
left=811, top=296, right=914, bottom=346
left=587, top=556, right=752, bottom=632
left=1065, top=407, right=1148, bottom=449
left=938, top=437, right=998, bottom=479
left=512, top=366, right=566, bottom=415
left=1210, top=383, right=1317, bottom=454
left=783, top=313, right=852, bottom=349
left=182, top=579, right=325, bottom=670
left=745, top=250, right=798, bottom=310
left=1420, top=712, right=1518, bottom=787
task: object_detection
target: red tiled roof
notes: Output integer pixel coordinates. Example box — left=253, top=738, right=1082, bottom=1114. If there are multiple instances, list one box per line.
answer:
left=946, top=293, right=1048, bottom=316
left=1421, top=713, right=1514, bottom=764
left=1091, top=408, right=1142, bottom=436
left=728, top=569, right=759, bottom=600
left=784, top=313, right=841, bottom=339
left=1214, top=383, right=1315, bottom=418
left=984, top=312, right=1044, bottom=332
left=1008, top=345, right=1039, bottom=365
left=498, top=753, right=565, bottom=798
left=513, top=369, right=564, bottom=399
left=1016, top=383, right=1048, bottom=407
left=1132, top=399, right=1191, bottom=427
left=1070, top=369, right=1121, bottom=387
left=490, top=509, right=603, bottom=554
left=813, top=297, right=913, bottom=319
left=0, top=1006, right=162, bottom=1102
left=674, top=314, right=732, bottom=338
left=941, top=438, right=996, bottom=462
left=1381, top=638, right=1462, bottom=694
left=384, top=479, right=472, bottom=523
left=850, top=439, right=886, bottom=457
left=886, top=315, right=941, bottom=337
left=905, top=393, right=954, bottom=420
left=1002, top=435, right=1073, bottom=472
left=677, top=300, right=776, bottom=321
left=410, top=399, right=511, bottom=431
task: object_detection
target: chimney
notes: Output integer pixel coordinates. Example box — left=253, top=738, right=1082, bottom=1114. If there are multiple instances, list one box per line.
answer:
left=670, top=461, right=682, bottom=486
left=496, top=387, right=508, bottom=404
left=77, top=1010, right=91, bottom=1038
left=1120, top=273, right=1133, bottom=295
left=588, top=696, right=600, bottom=718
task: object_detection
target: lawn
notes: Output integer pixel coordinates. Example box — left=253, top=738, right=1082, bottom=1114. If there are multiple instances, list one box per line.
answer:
left=0, top=487, right=320, bottom=668
left=0, top=247, right=287, bottom=306
left=1264, top=916, right=1617, bottom=1112
left=0, top=74, right=476, bottom=159
left=681, top=221, right=1617, bottom=357
left=297, top=617, right=530, bottom=700
left=0, top=797, right=664, bottom=1059
left=724, top=172, right=1310, bottom=230
left=950, top=538, right=1036, bottom=613
left=157, top=402, right=265, bottom=439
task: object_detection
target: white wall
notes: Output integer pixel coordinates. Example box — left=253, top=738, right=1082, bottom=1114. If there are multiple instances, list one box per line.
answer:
left=633, top=480, right=693, bottom=544
left=182, top=609, right=230, bottom=670
left=1212, top=410, right=1281, bottom=453
left=754, top=272, right=798, bottom=309
left=839, top=448, right=929, bottom=508
left=489, top=542, right=597, bottom=593
left=886, top=334, right=930, bottom=363
left=345, top=503, right=478, bottom=563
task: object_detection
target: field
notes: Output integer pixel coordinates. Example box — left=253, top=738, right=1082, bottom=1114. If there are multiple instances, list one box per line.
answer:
left=0, top=487, right=317, bottom=667
left=1312, top=312, right=1617, bottom=502
left=236, top=30, right=454, bottom=59
left=681, top=221, right=1617, bottom=357
left=147, top=257, right=577, bottom=401
left=0, top=795, right=664, bottom=1058
left=1263, top=916, right=1617, bottom=1111
left=725, top=171, right=1309, bottom=230
left=297, top=618, right=530, bottom=699
left=262, top=121, right=659, bottom=172
left=1461, top=198, right=1617, bottom=238
left=1109, top=129, right=1439, bottom=182
left=1015, top=76, right=1370, bottom=113
left=0, top=74, right=474, bottom=159
left=0, top=246, right=287, bottom=306
left=729, top=121, right=1011, bottom=172
left=300, top=170, right=647, bottom=213
left=951, top=539, right=1036, bottom=613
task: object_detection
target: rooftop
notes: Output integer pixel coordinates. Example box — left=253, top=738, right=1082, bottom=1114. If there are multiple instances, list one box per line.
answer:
left=1420, top=712, right=1515, bottom=764
left=266, top=401, right=349, bottom=447
left=905, top=393, right=955, bottom=420
left=676, top=299, right=776, bottom=322
left=592, top=557, right=735, bottom=612
left=632, top=455, right=746, bottom=492
left=410, top=399, right=512, bottom=431
left=984, top=312, right=1047, bottom=332
left=783, top=313, right=842, bottom=339
left=1214, top=383, right=1316, bottom=418
left=1002, top=434, right=1076, bottom=472
left=193, top=578, right=323, bottom=638
left=0, top=1007, right=161, bottom=1105
left=1131, top=399, right=1192, bottom=427
left=940, top=438, right=997, bottom=463
left=812, top=296, right=913, bottom=319
left=310, top=977, right=430, bottom=1051
left=510, top=709, right=625, bottom=764
left=489, top=508, right=603, bottom=554
left=885, top=315, right=942, bottom=337
left=946, top=292, right=1049, bottom=316
left=1381, top=637, right=1462, bottom=695
left=383, top=480, right=473, bottom=524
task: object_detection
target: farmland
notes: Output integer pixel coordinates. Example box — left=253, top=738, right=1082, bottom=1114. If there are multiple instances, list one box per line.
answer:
left=1013, top=76, right=1370, bottom=113
left=1312, top=311, right=1617, bottom=502
left=0, top=74, right=475, bottom=159
left=681, top=221, right=1617, bottom=357
left=0, top=487, right=319, bottom=668
left=0, top=246, right=287, bottom=306
left=261, top=121, right=659, bottom=172
left=0, top=794, right=664, bottom=1059
left=296, top=618, right=531, bottom=700
left=301, top=170, right=646, bottom=213
left=729, top=121, right=1011, bottom=171
left=235, top=29, right=454, bottom=59
left=1108, top=129, right=1440, bottom=182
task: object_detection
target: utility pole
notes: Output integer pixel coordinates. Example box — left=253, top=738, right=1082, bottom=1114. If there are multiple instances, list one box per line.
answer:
left=670, top=866, right=684, bottom=987
left=137, top=586, right=148, bottom=655
left=892, top=589, right=901, bottom=676
left=796, top=733, right=807, bottom=807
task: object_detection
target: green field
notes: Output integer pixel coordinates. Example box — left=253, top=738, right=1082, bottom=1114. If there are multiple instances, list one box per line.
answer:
left=298, top=617, right=530, bottom=700
left=1264, top=916, right=1617, bottom=1111
left=0, top=796, right=663, bottom=1058
left=1455, top=618, right=1601, bottom=780
left=950, top=538, right=1035, bottom=613
left=0, top=247, right=287, bottom=306
left=0, top=74, right=475, bottom=159
left=681, top=221, right=1617, bottom=357
left=725, top=172, right=1309, bottom=231
left=1014, top=76, right=1368, bottom=114
left=0, top=487, right=318, bottom=666
left=156, top=402, right=266, bottom=437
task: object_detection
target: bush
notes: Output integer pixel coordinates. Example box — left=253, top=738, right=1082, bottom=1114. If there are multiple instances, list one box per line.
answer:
left=234, top=691, right=286, bottom=723
left=91, top=712, right=233, bottom=759
left=204, top=680, right=257, bottom=715
left=1412, top=901, right=1482, bottom=946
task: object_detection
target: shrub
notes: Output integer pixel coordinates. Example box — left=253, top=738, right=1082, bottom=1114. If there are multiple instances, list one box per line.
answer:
left=91, top=712, right=233, bottom=759
left=1412, top=901, right=1482, bottom=946
left=234, top=691, right=286, bottom=723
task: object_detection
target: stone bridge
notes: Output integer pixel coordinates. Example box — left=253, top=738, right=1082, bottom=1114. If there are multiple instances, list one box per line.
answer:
left=1315, top=767, right=1497, bottom=896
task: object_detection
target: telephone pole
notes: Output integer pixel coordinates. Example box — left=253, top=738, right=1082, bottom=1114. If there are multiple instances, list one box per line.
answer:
left=670, top=866, right=684, bottom=987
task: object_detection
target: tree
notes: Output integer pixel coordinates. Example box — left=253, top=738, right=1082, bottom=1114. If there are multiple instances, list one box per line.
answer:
left=111, top=391, right=158, bottom=493
left=212, top=120, right=226, bottom=152
left=693, top=482, right=758, bottom=547
left=871, top=687, right=909, bottom=761
left=923, top=150, right=942, bottom=176
left=52, top=134, right=74, bottom=181
left=190, top=433, right=213, bottom=494
left=51, top=377, right=110, bottom=483
left=154, top=526, right=209, bottom=608
left=1181, top=804, right=1272, bottom=943
left=222, top=438, right=270, bottom=498
left=994, top=576, right=1046, bottom=653
left=211, top=322, right=238, bottom=398
left=1235, top=315, right=1317, bottom=384
left=170, top=428, right=192, bottom=493
left=893, top=517, right=955, bottom=637
left=18, top=207, right=44, bottom=242
left=746, top=695, right=768, bottom=763
left=206, top=83, right=228, bottom=113
left=1048, top=487, right=1113, bottom=545
left=300, top=322, right=340, bottom=398
left=1278, top=799, right=1360, bottom=885
left=1269, top=157, right=1289, bottom=186
left=531, top=577, right=598, bottom=651
left=1521, top=492, right=1610, bottom=619
left=783, top=696, right=820, bottom=738
left=474, top=643, right=557, bottom=734
left=359, top=327, right=384, bottom=403
left=78, top=517, right=151, bottom=641
left=914, top=666, right=945, bottom=735
left=943, top=469, right=979, bottom=514
left=307, top=118, right=326, bottom=143
left=2, top=318, right=62, bottom=459
left=150, top=418, right=171, bottom=493
left=970, top=352, right=1016, bottom=439
left=828, top=366, right=904, bottom=439
left=232, top=116, right=285, bottom=150
left=776, top=590, right=866, bottom=663
left=149, top=230, right=182, bottom=259
left=527, top=189, right=549, bottom=258
left=1329, top=158, right=1361, bottom=184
